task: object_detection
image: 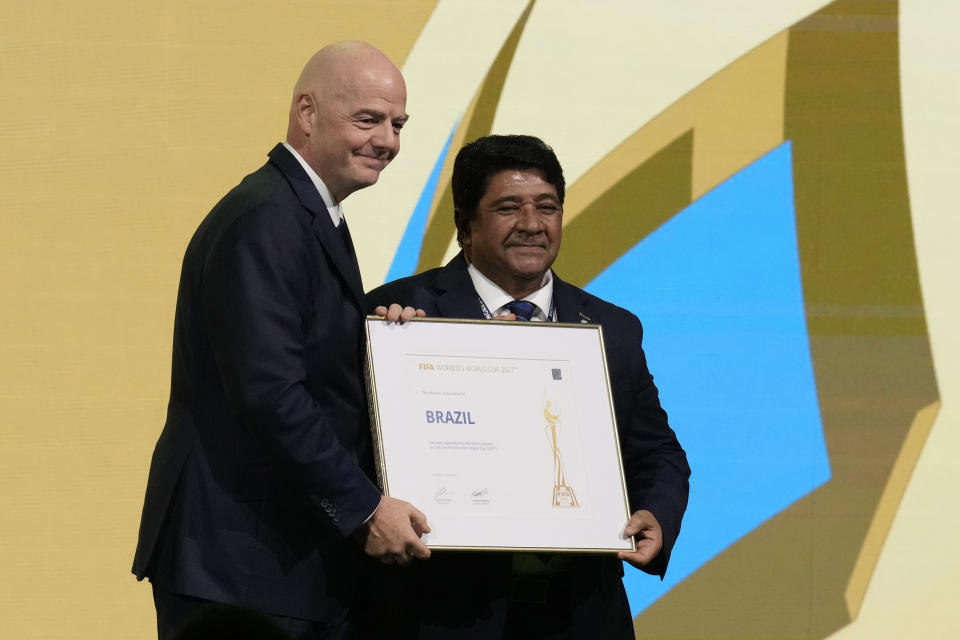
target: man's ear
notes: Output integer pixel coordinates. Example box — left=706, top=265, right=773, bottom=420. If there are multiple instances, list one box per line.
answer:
left=454, top=208, right=470, bottom=249
left=294, top=93, right=315, bottom=135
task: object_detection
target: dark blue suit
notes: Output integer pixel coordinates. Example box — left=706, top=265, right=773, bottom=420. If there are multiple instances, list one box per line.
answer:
left=133, top=144, right=381, bottom=627
left=364, top=254, right=690, bottom=639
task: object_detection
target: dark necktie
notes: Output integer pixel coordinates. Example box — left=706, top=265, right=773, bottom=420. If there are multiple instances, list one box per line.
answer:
left=506, top=300, right=537, bottom=321
left=337, top=218, right=356, bottom=259
left=334, top=217, right=364, bottom=294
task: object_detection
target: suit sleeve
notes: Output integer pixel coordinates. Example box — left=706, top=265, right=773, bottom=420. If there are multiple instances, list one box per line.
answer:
left=203, top=203, right=381, bottom=537
left=616, top=314, right=691, bottom=577
left=366, top=279, right=419, bottom=314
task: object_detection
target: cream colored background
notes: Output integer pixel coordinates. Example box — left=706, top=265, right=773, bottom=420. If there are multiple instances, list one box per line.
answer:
left=828, top=2, right=960, bottom=637
left=0, top=1, right=956, bottom=638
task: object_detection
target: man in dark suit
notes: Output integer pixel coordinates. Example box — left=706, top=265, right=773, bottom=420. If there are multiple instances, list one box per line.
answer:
left=367, top=135, right=690, bottom=639
left=133, top=42, right=430, bottom=640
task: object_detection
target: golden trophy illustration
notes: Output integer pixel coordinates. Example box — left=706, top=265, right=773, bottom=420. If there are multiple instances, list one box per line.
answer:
left=544, top=399, right=580, bottom=508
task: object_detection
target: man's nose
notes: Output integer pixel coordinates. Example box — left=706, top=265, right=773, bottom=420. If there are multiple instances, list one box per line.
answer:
left=516, top=205, right=545, bottom=231
left=371, top=122, right=400, bottom=156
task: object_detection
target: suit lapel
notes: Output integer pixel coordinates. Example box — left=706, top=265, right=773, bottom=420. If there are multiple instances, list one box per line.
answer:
left=267, top=144, right=365, bottom=309
left=433, top=254, right=487, bottom=319
left=552, top=275, right=594, bottom=324
left=310, top=214, right=365, bottom=309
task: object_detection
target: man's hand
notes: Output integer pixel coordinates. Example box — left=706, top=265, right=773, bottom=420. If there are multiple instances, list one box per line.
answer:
left=617, top=509, right=663, bottom=570
left=357, top=496, right=431, bottom=566
left=374, top=304, right=426, bottom=323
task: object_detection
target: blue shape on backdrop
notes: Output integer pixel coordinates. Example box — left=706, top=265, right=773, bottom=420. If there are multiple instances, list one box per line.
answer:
left=385, top=121, right=459, bottom=281
left=585, top=141, right=830, bottom=615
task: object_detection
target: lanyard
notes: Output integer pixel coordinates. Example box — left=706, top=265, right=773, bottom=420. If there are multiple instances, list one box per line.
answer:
left=477, top=296, right=556, bottom=322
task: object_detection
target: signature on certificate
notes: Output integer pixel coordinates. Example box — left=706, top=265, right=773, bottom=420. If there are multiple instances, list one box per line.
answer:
left=470, top=488, right=491, bottom=505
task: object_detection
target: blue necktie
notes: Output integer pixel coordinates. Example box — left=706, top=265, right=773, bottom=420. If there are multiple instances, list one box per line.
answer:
left=507, top=300, right=537, bottom=321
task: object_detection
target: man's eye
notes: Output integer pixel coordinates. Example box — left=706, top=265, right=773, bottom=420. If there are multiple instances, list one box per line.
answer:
left=392, top=122, right=405, bottom=132
left=538, top=205, right=559, bottom=213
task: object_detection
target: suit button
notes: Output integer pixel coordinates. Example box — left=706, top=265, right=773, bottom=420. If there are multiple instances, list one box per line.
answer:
left=320, top=499, right=331, bottom=508
left=333, top=515, right=341, bottom=523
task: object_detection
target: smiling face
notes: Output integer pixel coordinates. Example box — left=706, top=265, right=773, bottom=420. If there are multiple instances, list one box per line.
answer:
left=461, top=169, right=563, bottom=298
left=289, top=43, right=408, bottom=203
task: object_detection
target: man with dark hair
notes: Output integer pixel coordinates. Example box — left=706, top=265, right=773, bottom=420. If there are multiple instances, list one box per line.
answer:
left=367, top=134, right=690, bottom=639
left=134, top=42, right=429, bottom=640
left=450, top=134, right=566, bottom=247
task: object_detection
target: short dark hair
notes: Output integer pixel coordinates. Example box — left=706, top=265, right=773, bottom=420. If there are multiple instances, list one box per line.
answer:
left=452, top=134, right=565, bottom=247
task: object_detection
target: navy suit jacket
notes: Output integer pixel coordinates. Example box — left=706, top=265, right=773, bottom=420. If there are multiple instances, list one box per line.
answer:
left=133, top=144, right=382, bottom=623
left=367, top=254, right=690, bottom=574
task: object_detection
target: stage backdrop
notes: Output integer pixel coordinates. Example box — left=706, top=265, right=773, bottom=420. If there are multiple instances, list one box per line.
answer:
left=0, top=1, right=957, bottom=638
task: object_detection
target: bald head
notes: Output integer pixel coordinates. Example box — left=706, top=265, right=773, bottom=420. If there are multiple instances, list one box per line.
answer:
left=286, top=41, right=408, bottom=203
left=289, top=42, right=401, bottom=110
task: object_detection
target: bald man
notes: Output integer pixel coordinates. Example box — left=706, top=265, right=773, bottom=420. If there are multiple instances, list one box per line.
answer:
left=133, top=42, right=429, bottom=639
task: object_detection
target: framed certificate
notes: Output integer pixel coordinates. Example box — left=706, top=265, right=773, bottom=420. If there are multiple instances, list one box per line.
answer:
left=365, top=317, right=635, bottom=553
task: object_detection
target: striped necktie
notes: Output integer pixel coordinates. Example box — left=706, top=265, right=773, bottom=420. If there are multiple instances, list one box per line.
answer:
left=507, top=300, right=537, bottom=321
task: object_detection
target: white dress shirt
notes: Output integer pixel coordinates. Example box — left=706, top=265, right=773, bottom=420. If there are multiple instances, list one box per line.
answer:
left=467, top=262, right=554, bottom=322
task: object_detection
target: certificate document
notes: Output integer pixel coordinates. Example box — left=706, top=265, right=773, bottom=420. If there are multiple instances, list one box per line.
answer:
left=365, top=317, right=634, bottom=553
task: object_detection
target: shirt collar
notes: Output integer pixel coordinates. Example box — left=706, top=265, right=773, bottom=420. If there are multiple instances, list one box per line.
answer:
left=466, top=262, right=554, bottom=322
left=282, top=142, right=344, bottom=227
